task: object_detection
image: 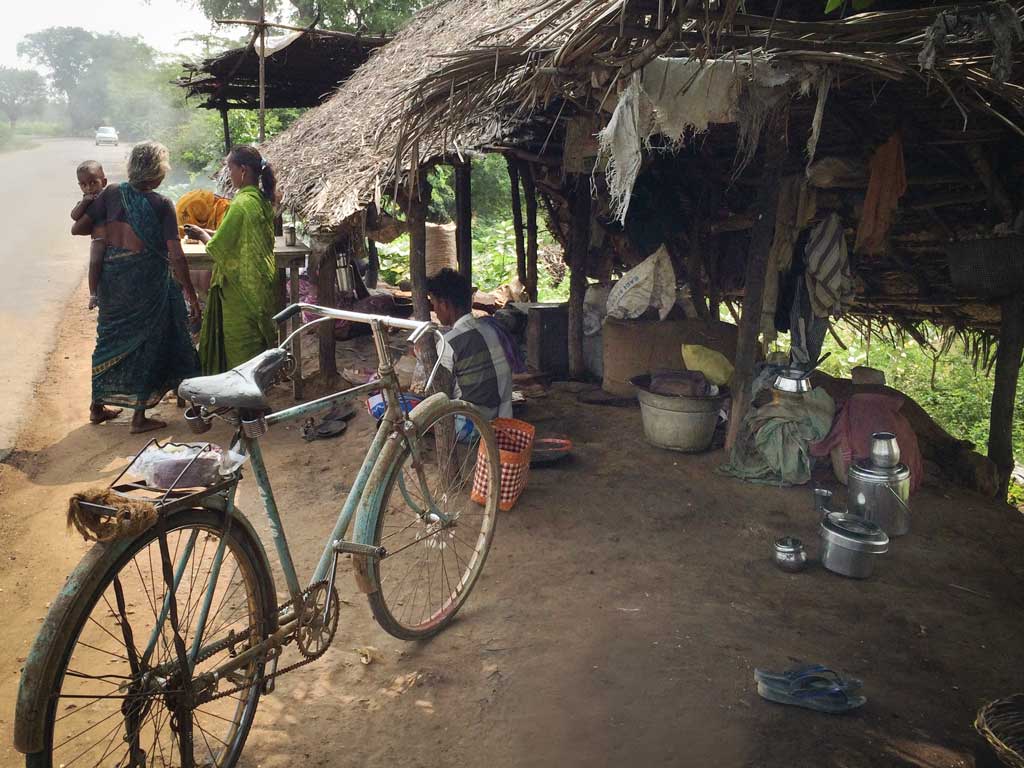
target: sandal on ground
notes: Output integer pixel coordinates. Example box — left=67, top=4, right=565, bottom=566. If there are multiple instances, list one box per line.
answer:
left=755, top=665, right=863, bottom=692
left=756, top=678, right=866, bottom=714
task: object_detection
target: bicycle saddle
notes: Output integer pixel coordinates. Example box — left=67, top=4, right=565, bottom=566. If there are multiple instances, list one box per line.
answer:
left=179, top=348, right=288, bottom=410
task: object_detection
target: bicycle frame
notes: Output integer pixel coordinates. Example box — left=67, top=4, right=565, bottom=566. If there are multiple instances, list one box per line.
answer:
left=164, top=308, right=444, bottom=676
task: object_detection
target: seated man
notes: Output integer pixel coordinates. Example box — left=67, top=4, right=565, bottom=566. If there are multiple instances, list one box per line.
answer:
left=426, top=268, right=513, bottom=421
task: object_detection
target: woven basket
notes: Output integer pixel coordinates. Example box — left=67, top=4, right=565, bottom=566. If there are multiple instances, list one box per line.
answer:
left=976, top=694, right=1024, bottom=768
left=946, top=236, right=1024, bottom=298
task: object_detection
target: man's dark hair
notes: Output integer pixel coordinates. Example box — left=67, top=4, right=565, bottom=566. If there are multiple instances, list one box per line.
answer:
left=427, top=268, right=473, bottom=311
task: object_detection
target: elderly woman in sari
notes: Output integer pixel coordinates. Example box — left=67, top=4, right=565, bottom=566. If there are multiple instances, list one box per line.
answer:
left=72, top=141, right=201, bottom=433
left=185, top=145, right=278, bottom=374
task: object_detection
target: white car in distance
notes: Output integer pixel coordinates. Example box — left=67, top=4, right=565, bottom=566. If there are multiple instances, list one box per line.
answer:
left=95, top=126, right=119, bottom=146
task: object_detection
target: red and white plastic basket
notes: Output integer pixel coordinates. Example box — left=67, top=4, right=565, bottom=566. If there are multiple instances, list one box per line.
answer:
left=471, top=418, right=535, bottom=512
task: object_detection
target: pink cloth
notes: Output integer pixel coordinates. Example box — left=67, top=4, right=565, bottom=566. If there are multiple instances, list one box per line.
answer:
left=811, top=393, right=923, bottom=492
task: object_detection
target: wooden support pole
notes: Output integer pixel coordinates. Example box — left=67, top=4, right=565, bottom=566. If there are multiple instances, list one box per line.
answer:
left=454, top=161, right=472, bottom=281
left=725, top=131, right=788, bottom=452
left=257, top=0, right=266, bottom=143
left=220, top=108, right=232, bottom=153
left=311, top=232, right=338, bottom=383
left=988, top=293, right=1024, bottom=499
left=408, top=173, right=432, bottom=321
left=522, top=163, right=539, bottom=301
left=688, top=218, right=710, bottom=319
left=568, top=175, right=591, bottom=380
left=366, top=239, right=379, bottom=289
left=508, top=157, right=528, bottom=288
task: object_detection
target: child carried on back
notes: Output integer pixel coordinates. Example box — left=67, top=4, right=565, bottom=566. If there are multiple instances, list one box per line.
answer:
left=71, top=160, right=107, bottom=310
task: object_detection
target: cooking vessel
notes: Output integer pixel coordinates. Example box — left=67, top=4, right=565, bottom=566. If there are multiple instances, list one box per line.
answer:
left=848, top=460, right=911, bottom=536
left=773, top=536, right=808, bottom=573
left=870, top=432, right=901, bottom=468
left=819, top=513, right=889, bottom=579
left=772, top=368, right=813, bottom=394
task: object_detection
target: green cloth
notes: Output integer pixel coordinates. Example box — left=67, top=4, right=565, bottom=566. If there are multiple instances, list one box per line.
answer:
left=92, top=184, right=199, bottom=409
left=198, top=186, right=277, bottom=374
left=720, top=388, right=835, bottom=486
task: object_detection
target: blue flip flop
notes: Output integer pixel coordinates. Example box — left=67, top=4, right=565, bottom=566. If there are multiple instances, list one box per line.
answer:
left=754, top=664, right=863, bottom=692
left=756, top=678, right=866, bottom=714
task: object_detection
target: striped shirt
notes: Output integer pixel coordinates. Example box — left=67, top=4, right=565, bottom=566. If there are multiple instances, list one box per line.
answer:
left=438, top=314, right=513, bottom=421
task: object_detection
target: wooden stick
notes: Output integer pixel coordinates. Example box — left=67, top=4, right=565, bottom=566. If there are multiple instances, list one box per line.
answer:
left=988, top=293, right=1024, bottom=499
left=507, top=157, right=528, bottom=288
left=258, top=0, right=266, bottom=143
left=568, top=175, right=591, bottom=379
left=454, top=161, right=473, bottom=282
left=725, top=128, right=787, bottom=452
left=523, top=163, right=540, bottom=301
left=214, top=17, right=388, bottom=44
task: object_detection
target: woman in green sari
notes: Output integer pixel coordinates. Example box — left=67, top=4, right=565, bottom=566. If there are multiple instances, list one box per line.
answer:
left=187, top=145, right=278, bottom=374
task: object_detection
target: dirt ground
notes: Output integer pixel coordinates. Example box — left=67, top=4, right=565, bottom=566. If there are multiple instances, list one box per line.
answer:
left=2, top=282, right=1024, bottom=768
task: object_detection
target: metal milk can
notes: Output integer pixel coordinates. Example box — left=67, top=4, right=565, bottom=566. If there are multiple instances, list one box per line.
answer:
left=847, top=434, right=911, bottom=536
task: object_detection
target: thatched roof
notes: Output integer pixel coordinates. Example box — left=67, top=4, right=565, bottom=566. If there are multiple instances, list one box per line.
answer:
left=178, top=28, right=388, bottom=110
left=267, top=0, right=1024, bottom=333
left=264, top=0, right=532, bottom=228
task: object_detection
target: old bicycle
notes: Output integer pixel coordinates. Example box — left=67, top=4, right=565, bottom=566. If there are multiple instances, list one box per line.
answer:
left=14, top=303, right=501, bottom=768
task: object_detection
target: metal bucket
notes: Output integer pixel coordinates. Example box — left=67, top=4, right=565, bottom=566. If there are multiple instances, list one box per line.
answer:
left=848, top=461, right=911, bottom=536
left=630, top=375, right=722, bottom=453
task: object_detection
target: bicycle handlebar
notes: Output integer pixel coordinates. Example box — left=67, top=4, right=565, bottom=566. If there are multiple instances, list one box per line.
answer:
left=275, top=302, right=433, bottom=337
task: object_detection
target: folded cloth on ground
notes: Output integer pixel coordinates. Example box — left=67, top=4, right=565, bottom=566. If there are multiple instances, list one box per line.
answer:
left=720, top=388, right=835, bottom=486
left=810, top=392, right=923, bottom=492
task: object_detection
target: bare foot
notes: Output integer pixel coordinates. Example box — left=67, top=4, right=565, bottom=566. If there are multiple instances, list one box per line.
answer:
left=130, top=415, right=167, bottom=434
left=90, top=405, right=123, bottom=424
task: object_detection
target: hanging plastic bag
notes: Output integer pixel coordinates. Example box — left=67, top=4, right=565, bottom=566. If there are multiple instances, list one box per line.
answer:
left=606, top=245, right=676, bottom=321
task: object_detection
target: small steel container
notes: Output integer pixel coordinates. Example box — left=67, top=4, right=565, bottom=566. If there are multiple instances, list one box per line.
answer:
left=773, top=536, right=808, bottom=573
left=812, top=487, right=834, bottom=519
left=283, top=224, right=297, bottom=247
left=869, top=431, right=901, bottom=468
left=772, top=369, right=813, bottom=395
left=819, top=513, right=889, bottom=579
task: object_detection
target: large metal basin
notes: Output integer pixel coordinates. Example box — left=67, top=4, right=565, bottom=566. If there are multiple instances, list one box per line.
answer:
left=630, top=375, right=723, bottom=453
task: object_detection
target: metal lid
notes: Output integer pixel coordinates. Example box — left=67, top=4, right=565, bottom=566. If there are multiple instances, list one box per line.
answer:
left=820, top=513, right=890, bottom=553
left=849, top=460, right=911, bottom=482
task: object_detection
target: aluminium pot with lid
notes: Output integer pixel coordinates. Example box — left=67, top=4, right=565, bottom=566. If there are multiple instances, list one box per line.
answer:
left=819, top=512, right=889, bottom=579
left=848, top=460, right=911, bottom=536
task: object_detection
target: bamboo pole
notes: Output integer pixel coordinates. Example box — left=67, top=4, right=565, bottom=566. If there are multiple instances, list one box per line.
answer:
left=988, top=294, right=1024, bottom=499
left=258, top=0, right=266, bottom=143
left=454, top=161, right=473, bottom=281
left=220, top=107, right=231, bottom=153
left=508, top=157, right=528, bottom=289
left=522, top=163, right=539, bottom=302
left=568, top=174, right=591, bottom=379
left=725, top=130, right=788, bottom=452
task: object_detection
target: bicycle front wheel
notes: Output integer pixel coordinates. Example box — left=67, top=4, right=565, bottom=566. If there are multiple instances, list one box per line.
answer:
left=367, top=401, right=500, bottom=640
left=26, top=508, right=275, bottom=768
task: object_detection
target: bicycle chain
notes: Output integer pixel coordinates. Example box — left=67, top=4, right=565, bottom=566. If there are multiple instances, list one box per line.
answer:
left=196, top=580, right=335, bottom=704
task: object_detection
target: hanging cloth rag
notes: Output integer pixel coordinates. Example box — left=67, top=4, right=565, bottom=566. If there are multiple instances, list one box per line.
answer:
left=790, top=278, right=829, bottom=366
left=763, top=176, right=818, bottom=341
left=805, top=213, right=855, bottom=318
left=855, top=133, right=907, bottom=255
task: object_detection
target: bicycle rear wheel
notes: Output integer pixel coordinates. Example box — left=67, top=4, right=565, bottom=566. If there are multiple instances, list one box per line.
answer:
left=367, top=401, right=500, bottom=640
left=26, top=509, right=275, bottom=768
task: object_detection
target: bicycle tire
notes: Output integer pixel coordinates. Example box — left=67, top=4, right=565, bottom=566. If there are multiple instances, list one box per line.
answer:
left=366, top=400, right=500, bottom=640
left=23, top=508, right=275, bottom=768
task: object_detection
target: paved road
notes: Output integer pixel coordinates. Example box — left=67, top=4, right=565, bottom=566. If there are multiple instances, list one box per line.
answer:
left=0, top=138, right=129, bottom=455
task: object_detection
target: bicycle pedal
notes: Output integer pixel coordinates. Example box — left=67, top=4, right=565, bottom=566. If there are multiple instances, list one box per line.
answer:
left=333, top=539, right=387, bottom=559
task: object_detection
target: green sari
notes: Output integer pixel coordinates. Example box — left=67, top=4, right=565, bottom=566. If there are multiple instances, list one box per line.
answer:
left=92, top=183, right=199, bottom=409
left=198, top=186, right=277, bottom=374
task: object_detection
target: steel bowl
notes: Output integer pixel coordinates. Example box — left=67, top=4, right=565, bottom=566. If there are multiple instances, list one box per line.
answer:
left=773, top=536, right=808, bottom=573
left=772, top=369, right=812, bottom=394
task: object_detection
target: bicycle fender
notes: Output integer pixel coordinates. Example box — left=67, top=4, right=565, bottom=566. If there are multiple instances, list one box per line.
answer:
left=13, top=507, right=274, bottom=755
left=350, top=392, right=461, bottom=594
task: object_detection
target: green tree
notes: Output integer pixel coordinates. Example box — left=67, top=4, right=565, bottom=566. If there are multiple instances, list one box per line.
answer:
left=0, top=67, right=46, bottom=128
left=184, top=0, right=424, bottom=34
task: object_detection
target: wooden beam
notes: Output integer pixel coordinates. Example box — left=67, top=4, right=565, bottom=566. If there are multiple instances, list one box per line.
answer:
left=220, top=107, right=231, bottom=153
left=725, top=130, right=788, bottom=452
left=522, top=163, right=539, bottom=302
left=408, top=173, right=431, bottom=321
left=214, top=17, right=389, bottom=44
left=988, top=293, right=1024, bottom=499
left=311, top=232, right=338, bottom=383
left=454, top=161, right=472, bottom=281
left=508, top=157, right=528, bottom=289
left=568, top=175, right=591, bottom=380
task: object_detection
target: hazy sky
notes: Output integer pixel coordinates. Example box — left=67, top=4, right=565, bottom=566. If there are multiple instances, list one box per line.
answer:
left=1, top=0, right=219, bottom=70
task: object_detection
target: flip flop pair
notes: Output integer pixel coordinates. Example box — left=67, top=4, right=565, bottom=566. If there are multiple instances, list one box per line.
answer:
left=754, top=665, right=866, bottom=714
left=302, top=403, right=357, bottom=441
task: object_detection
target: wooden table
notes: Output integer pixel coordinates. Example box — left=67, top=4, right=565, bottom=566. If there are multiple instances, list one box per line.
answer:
left=184, top=237, right=311, bottom=399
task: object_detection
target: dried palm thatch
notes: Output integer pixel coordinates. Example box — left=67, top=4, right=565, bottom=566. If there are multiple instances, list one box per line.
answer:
left=262, top=0, right=542, bottom=229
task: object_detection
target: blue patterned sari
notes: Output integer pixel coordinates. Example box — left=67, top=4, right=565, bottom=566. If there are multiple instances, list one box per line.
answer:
left=92, top=183, right=199, bottom=409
